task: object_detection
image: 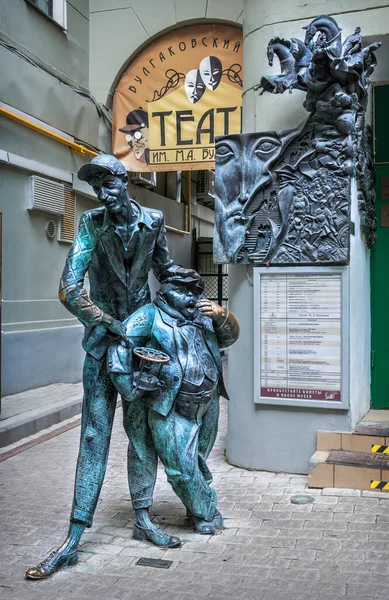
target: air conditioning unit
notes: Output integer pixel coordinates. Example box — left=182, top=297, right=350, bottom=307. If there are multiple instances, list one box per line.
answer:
left=131, top=172, right=157, bottom=188
left=27, top=175, right=65, bottom=215
left=196, top=170, right=215, bottom=200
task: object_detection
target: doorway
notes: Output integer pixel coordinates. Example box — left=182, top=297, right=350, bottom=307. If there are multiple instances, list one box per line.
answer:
left=371, top=83, right=389, bottom=408
left=195, top=238, right=228, bottom=309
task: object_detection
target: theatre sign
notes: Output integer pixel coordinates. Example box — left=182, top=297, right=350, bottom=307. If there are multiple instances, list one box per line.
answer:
left=112, top=23, right=243, bottom=172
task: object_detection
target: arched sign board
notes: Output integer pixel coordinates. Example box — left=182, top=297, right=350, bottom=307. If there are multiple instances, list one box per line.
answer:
left=112, top=23, right=243, bottom=172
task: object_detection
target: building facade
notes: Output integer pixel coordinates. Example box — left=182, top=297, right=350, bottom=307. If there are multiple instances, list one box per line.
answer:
left=1, top=0, right=389, bottom=476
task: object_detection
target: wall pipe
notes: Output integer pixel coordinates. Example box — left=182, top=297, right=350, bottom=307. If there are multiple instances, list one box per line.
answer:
left=187, top=172, right=191, bottom=232
left=185, top=171, right=192, bottom=233
left=0, top=106, right=192, bottom=234
left=176, top=170, right=182, bottom=203
left=165, top=224, right=190, bottom=235
left=0, top=107, right=99, bottom=157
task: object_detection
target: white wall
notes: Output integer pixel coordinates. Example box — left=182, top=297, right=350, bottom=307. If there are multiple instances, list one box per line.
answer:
left=349, top=179, right=371, bottom=427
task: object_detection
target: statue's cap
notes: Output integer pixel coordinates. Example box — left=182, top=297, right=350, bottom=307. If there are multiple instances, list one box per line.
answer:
left=78, top=155, right=127, bottom=183
left=160, top=270, right=205, bottom=292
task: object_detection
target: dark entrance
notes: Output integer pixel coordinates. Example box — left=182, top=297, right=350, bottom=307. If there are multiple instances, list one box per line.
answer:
left=371, top=83, right=389, bottom=409
left=195, top=238, right=228, bottom=308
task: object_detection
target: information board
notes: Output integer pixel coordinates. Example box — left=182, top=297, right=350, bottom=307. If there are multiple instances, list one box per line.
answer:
left=254, top=270, right=347, bottom=408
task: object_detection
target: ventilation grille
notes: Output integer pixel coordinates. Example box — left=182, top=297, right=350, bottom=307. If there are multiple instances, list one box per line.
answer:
left=28, top=176, right=65, bottom=215
left=59, top=184, right=76, bottom=243
left=45, top=220, right=57, bottom=239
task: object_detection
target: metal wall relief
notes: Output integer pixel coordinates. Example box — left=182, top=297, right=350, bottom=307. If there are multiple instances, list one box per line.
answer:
left=214, top=16, right=380, bottom=264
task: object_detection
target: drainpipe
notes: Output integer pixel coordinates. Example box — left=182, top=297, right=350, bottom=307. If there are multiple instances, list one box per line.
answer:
left=0, top=107, right=99, bottom=157
left=176, top=171, right=182, bottom=203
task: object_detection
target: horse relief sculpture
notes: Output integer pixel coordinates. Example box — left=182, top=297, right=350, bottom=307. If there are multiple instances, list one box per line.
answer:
left=214, top=15, right=380, bottom=265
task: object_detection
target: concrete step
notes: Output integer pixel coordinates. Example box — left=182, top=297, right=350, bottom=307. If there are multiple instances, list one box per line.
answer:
left=0, top=383, right=83, bottom=448
left=354, top=421, right=389, bottom=436
left=317, top=430, right=389, bottom=453
left=355, top=409, right=389, bottom=436
left=308, top=450, right=389, bottom=492
left=309, top=412, right=389, bottom=492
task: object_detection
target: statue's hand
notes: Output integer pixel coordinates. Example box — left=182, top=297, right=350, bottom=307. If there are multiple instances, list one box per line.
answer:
left=196, top=299, right=226, bottom=325
left=102, top=315, right=130, bottom=346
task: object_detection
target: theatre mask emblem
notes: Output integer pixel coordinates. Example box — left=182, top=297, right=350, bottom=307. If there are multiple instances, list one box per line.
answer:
left=185, top=70, right=206, bottom=104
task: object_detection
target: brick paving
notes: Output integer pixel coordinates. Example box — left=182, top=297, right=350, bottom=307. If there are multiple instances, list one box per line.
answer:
left=1, top=398, right=389, bottom=599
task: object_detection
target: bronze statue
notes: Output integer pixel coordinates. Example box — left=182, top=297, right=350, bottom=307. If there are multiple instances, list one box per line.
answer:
left=26, top=155, right=194, bottom=579
left=109, top=272, right=239, bottom=533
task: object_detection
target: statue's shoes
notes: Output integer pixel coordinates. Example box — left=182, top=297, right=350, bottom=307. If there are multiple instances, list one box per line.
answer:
left=213, top=509, right=223, bottom=530
left=190, top=515, right=215, bottom=535
left=133, top=523, right=181, bottom=548
left=25, top=549, right=78, bottom=580
left=187, top=508, right=223, bottom=533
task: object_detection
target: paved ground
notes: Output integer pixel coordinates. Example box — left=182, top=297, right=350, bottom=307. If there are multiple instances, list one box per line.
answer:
left=0, top=383, right=83, bottom=448
left=1, top=398, right=389, bottom=600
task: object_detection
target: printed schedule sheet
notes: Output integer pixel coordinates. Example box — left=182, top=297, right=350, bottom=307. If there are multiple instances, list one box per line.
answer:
left=260, top=273, right=342, bottom=402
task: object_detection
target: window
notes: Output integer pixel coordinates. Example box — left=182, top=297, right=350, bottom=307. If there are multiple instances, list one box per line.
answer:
left=30, top=0, right=53, bottom=17
left=26, top=0, right=67, bottom=29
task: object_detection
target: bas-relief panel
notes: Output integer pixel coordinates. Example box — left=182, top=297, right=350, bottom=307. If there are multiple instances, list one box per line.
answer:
left=214, top=16, right=380, bottom=265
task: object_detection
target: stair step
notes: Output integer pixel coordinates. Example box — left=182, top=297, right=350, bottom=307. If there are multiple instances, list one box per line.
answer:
left=311, top=412, right=389, bottom=491
left=354, top=409, right=389, bottom=436
left=327, top=450, right=389, bottom=469
left=308, top=450, right=389, bottom=491
left=317, top=431, right=388, bottom=453
left=354, top=422, right=389, bottom=437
